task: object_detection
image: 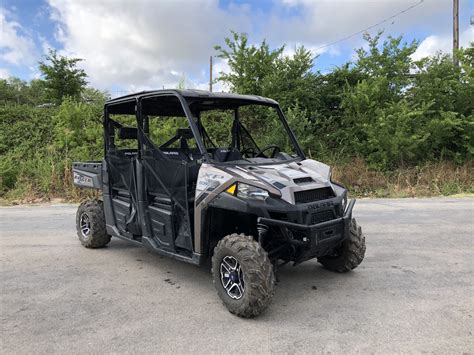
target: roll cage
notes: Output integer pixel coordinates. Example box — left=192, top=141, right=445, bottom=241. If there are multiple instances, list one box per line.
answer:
left=103, top=89, right=306, bottom=164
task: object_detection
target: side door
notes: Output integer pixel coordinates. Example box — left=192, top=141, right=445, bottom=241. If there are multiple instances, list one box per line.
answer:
left=104, top=103, right=141, bottom=239
left=138, top=95, right=199, bottom=254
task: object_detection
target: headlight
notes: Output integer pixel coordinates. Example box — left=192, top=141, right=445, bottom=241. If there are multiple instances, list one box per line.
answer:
left=226, top=183, right=269, bottom=201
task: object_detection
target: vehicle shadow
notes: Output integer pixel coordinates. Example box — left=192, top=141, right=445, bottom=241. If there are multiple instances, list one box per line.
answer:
left=105, top=238, right=364, bottom=319
left=105, top=237, right=212, bottom=280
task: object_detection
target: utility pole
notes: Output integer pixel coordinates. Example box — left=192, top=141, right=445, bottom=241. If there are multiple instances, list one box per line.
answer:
left=209, top=56, right=213, bottom=92
left=453, top=0, right=459, bottom=66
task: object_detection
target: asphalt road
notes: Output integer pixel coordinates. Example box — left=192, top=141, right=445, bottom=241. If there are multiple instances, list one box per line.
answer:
left=1, top=198, right=473, bottom=353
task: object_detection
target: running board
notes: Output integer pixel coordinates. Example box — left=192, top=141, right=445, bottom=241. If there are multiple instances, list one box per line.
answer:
left=106, top=225, right=203, bottom=265
left=142, top=237, right=202, bottom=265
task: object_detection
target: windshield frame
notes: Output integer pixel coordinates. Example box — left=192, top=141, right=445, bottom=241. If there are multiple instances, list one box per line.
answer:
left=186, top=98, right=306, bottom=165
left=135, top=92, right=306, bottom=166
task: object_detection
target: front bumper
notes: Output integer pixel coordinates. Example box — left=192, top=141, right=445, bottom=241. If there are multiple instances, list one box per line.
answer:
left=257, top=199, right=355, bottom=262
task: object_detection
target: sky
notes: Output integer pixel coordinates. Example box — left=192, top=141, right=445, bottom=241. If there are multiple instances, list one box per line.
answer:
left=1, top=0, right=473, bottom=97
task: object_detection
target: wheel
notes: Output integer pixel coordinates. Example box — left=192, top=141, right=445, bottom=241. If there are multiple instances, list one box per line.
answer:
left=76, top=199, right=111, bottom=248
left=318, top=218, right=366, bottom=273
left=211, top=234, right=275, bottom=318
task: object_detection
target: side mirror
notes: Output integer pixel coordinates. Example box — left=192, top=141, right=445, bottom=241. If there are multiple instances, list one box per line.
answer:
left=118, top=127, right=138, bottom=140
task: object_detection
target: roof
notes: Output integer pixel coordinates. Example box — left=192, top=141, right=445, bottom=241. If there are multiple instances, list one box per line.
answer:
left=106, top=89, right=278, bottom=106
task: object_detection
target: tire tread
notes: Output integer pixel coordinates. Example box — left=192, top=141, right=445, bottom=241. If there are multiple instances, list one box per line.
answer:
left=212, top=233, right=275, bottom=318
left=76, top=199, right=111, bottom=248
left=318, top=218, right=366, bottom=273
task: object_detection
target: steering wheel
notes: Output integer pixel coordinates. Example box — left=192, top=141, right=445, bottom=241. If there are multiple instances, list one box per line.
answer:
left=240, top=147, right=258, bottom=158
left=255, top=145, right=281, bottom=158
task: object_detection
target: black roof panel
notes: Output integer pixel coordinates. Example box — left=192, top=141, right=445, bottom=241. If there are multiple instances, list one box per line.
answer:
left=105, top=89, right=278, bottom=106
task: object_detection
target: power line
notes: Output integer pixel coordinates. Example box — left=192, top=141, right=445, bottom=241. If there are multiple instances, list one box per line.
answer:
left=314, top=0, right=425, bottom=51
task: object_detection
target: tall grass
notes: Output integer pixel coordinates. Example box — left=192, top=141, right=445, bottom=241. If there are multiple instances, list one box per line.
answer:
left=333, top=158, right=474, bottom=198
left=2, top=158, right=472, bottom=204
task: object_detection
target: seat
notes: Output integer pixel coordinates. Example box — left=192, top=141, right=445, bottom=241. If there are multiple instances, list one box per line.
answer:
left=160, top=148, right=189, bottom=161
left=213, top=148, right=242, bottom=162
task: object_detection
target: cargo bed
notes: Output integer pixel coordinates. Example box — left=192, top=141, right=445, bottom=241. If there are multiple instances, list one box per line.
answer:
left=72, top=161, right=102, bottom=189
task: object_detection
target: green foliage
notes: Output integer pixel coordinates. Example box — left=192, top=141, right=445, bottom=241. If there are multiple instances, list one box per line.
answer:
left=263, top=46, right=319, bottom=111
left=354, top=32, right=417, bottom=90
left=215, top=32, right=319, bottom=111
left=148, top=116, right=190, bottom=147
left=337, top=35, right=473, bottom=169
left=214, top=31, right=284, bottom=95
left=52, top=98, right=103, bottom=160
left=215, top=31, right=473, bottom=170
left=0, top=77, right=48, bottom=106
left=0, top=32, right=473, bottom=200
left=0, top=99, right=103, bottom=198
left=39, top=49, right=88, bottom=105
left=82, top=87, right=109, bottom=104
left=283, top=104, right=314, bottom=154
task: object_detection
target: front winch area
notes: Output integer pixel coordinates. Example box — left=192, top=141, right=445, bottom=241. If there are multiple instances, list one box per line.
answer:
left=257, top=199, right=355, bottom=264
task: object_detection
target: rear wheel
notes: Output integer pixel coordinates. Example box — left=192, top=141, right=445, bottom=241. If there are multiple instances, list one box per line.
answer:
left=212, top=234, right=275, bottom=318
left=318, top=218, right=366, bottom=273
left=76, top=200, right=111, bottom=248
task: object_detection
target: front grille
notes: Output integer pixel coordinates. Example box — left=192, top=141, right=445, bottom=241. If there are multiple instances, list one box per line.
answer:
left=311, top=210, right=335, bottom=224
left=294, top=187, right=334, bottom=204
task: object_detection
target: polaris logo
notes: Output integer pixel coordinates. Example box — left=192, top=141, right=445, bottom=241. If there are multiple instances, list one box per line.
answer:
left=73, top=172, right=93, bottom=187
left=308, top=201, right=333, bottom=210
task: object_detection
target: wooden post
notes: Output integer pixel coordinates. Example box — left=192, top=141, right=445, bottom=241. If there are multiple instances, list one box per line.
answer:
left=453, top=0, right=459, bottom=66
left=209, top=56, right=213, bottom=92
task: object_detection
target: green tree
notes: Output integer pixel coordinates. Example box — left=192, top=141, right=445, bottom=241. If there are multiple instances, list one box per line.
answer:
left=214, top=31, right=284, bottom=95
left=408, top=50, right=474, bottom=162
left=38, top=49, right=87, bottom=105
left=52, top=97, right=103, bottom=161
left=0, top=77, right=47, bottom=106
left=214, top=32, right=320, bottom=112
left=81, top=87, right=109, bottom=105
left=340, top=34, right=473, bottom=168
left=27, top=79, right=48, bottom=106
left=263, top=46, right=319, bottom=111
left=0, top=78, right=27, bottom=105
left=337, top=33, right=420, bottom=167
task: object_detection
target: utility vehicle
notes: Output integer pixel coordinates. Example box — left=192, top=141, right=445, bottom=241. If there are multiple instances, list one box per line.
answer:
left=73, top=90, right=366, bottom=317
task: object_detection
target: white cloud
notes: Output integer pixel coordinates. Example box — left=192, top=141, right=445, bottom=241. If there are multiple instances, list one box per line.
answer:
left=0, top=67, right=11, bottom=79
left=282, top=43, right=336, bottom=58
left=211, top=58, right=231, bottom=92
left=38, top=35, right=53, bottom=55
left=411, top=28, right=473, bottom=61
left=38, top=0, right=472, bottom=93
left=269, top=0, right=458, bottom=54
left=0, top=8, right=36, bottom=66
left=411, top=35, right=450, bottom=61
left=47, top=0, right=253, bottom=91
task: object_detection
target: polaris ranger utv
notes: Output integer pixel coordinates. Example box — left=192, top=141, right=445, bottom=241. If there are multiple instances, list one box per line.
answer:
left=73, top=90, right=366, bottom=317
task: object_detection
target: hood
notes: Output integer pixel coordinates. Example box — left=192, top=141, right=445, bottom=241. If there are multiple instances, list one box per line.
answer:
left=226, top=159, right=333, bottom=204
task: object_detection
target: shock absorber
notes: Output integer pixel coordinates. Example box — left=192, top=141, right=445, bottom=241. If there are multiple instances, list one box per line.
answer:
left=257, top=223, right=269, bottom=247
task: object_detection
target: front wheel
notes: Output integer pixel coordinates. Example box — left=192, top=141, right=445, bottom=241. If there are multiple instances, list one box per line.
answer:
left=76, top=199, right=111, bottom=248
left=318, top=218, right=366, bottom=273
left=212, top=234, right=275, bottom=318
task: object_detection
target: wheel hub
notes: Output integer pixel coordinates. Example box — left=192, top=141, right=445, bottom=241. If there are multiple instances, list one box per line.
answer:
left=79, top=213, right=91, bottom=239
left=229, top=271, right=238, bottom=282
left=220, top=256, right=245, bottom=300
